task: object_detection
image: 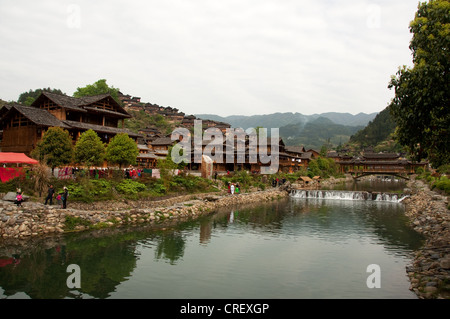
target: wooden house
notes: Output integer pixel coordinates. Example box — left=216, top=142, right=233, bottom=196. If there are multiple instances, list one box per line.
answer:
left=297, top=176, right=313, bottom=187
left=306, top=148, right=320, bottom=158
left=0, top=92, right=140, bottom=155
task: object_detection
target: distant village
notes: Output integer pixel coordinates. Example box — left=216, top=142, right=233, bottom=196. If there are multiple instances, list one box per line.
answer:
left=0, top=90, right=427, bottom=179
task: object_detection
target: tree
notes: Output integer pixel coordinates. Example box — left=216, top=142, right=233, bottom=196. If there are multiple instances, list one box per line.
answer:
left=18, top=88, right=64, bottom=106
left=74, top=130, right=106, bottom=168
left=388, top=0, right=449, bottom=167
left=73, top=79, right=121, bottom=103
left=105, top=133, right=139, bottom=168
left=31, top=127, right=74, bottom=173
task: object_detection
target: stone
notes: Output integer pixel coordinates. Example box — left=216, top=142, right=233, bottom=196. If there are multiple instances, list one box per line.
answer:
left=424, top=286, right=438, bottom=293
left=2, top=192, right=29, bottom=202
left=440, top=258, right=450, bottom=269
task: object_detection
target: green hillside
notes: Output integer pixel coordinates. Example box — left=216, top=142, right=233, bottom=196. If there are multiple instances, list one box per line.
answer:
left=346, top=107, right=404, bottom=153
left=280, top=117, right=364, bottom=150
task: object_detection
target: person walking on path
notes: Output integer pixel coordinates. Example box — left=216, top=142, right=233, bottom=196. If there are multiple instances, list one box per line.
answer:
left=61, top=187, right=69, bottom=209
left=230, top=183, right=235, bottom=195
left=44, top=185, right=55, bottom=205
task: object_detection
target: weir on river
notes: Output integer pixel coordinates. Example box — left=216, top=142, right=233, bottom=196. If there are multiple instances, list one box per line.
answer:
left=290, top=189, right=410, bottom=203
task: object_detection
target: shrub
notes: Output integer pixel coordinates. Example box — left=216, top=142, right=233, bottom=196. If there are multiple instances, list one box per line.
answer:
left=63, top=178, right=114, bottom=202
left=115, top=179, right=146, bottom=195
left=433, top=177, right=450, bottom=195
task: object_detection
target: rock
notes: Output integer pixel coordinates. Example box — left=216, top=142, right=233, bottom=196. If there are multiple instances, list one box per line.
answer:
left=424, top=286, right=438, bottom=293
left=2, top=192, right=29, bottom=202
left=440, top=258, right=450, bottom=269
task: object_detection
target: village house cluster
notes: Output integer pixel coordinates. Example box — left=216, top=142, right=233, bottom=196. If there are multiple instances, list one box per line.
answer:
left=0, top=90, right=425, bottom=178
left=0, top=91, right=315, bottom=174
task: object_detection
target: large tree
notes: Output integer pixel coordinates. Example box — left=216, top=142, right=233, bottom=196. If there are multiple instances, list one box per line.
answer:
left=74, top=129, right=106, bottom=168
left=73, top=79, right=121, bottom=103
left=31, top=127, right=74, bottom=172
left=388, top=0, right=449, bottom=167
left=105, top=133, right=139, bottom=168
left=18, top=88, right=64, bottom=106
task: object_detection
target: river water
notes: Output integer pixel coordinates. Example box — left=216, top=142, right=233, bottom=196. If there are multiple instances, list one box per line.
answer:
left=0, top=181, right=424, bottom=299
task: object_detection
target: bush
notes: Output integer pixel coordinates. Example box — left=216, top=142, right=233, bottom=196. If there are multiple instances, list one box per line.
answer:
left=64, top=178, right=114, bottom=202
left=115, top=179, right=146, bottom=195
left=433, top=177, right=450, bottom=195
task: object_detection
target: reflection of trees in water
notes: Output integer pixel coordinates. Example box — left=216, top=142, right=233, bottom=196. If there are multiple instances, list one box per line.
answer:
left=154, top=232, right=186, bottom=265
left=0, top=231, right=140, bottom=299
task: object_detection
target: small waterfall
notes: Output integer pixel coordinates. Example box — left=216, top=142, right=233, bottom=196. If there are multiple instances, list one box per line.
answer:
left=290, top=189, right=406, bottom=203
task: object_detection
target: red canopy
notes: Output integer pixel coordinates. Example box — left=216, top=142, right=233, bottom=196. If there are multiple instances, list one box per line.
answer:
left=0, top=152, right=39, bottom=164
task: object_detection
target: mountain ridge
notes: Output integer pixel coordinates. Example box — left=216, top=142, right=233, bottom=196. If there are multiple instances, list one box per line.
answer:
left=195, top=111, right=377, bottom=129
left=194, top=111, right=377, bottom=150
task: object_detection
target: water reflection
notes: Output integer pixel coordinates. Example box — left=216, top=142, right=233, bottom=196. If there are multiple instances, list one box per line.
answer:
left=0, top=197, right=424, bottom=299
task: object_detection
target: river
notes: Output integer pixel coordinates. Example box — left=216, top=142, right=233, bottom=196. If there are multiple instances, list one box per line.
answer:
left=0, top=180, right=424, bottom=299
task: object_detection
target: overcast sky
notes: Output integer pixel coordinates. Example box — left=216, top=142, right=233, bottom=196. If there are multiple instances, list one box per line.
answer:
left=0, top=0, right=419, bottom=116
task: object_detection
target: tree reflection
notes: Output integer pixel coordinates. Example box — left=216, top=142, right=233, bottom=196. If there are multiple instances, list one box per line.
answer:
left=0, top=231, right=139, bottom=299
left=154, top=232, right=185, bottom=265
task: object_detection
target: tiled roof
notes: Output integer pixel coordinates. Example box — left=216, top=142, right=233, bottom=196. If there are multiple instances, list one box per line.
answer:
left=6, top=104, right=71, bottom=128
left=151, top=137, right=174, bottom=145
left=63, top=120, right=141, bottom=137
left=36, top=92, right=130, bottom=117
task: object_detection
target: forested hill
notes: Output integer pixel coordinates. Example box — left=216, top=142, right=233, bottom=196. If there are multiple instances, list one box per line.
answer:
left=280, top=117, right=364, bottom=149
left=195, top=111, right=377, bottom=150
left=195, top=112, right=377, bottom=129
left=348, top=107, right=397, bottom=149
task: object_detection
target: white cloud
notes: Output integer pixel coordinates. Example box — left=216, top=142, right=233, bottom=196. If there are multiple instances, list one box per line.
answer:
left=0, top=0, right=419, bottom=116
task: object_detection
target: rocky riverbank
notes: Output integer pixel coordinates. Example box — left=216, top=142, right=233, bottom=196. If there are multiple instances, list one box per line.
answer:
left=402, top=178, right=450, bottom=299
left=0, top=188, right=288, bottom=241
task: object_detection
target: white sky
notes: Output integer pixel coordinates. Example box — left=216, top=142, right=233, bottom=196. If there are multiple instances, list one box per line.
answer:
left=0, top=0, right=419, bottom=116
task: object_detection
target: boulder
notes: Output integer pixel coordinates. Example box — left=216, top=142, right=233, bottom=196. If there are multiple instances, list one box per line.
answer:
left=2, top=192, right=29, bottom=202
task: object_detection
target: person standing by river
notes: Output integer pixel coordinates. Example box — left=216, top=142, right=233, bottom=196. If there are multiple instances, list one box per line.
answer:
left=61, top=187, right=69, bottom=209
left=44, top=184, right=55, bottom=205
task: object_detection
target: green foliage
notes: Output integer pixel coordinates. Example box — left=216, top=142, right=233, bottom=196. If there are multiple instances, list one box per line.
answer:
left=17, top=88, right=64, bottom=106
left=105, top=133, right=139, bottom=168
left=388, top=0, right=450, bottom=167
left=73, top=79, right=121, bottom=104
left=115, top=179, right=146, bottom=195
left=32, top=127, right=74, bottom=170
left=437, top=164, right=450, bottom=175
left=150, top=181, right=167, bottom=195
left=433, top=177, right=450, bottom=194
left=307, top=157, right=341, bottom=178
left=349, top=107, right=399, bottom=150
left=66, top=178, right=114, bottom=202
left=125, top=110, right=175, bottom=134
left=74, top=129, right=106, bottom=167
left=280, top=117, right=364, bottom=150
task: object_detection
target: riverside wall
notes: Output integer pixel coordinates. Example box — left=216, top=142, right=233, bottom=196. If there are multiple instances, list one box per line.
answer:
left=0, top=188, right=288, bottom=241
left=402, top=178, right=450, bottom=299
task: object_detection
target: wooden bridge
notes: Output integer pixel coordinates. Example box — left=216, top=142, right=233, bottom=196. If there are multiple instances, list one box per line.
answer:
left=347, top=168, right=414, bottom=180
left=338, top=153, right=427, bottom=181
